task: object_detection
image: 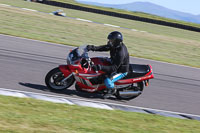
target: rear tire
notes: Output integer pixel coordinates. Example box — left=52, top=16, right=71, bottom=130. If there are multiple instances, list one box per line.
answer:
left=45, top=67, right=74, bottom=92
left=115, top=82, right=144, bottom=100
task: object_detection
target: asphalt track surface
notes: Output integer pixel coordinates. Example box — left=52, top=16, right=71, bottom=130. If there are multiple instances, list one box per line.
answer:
left=1, top=34, right=200, bottom=115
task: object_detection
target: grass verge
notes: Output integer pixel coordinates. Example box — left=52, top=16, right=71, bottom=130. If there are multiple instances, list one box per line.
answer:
left=0, top=0, right=200, bottom=67
left=53, top=0, right=200, bottom=28
left=0, top=95, right=200, bottom=133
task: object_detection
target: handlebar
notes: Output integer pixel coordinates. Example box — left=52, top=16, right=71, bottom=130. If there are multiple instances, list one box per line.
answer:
left=80, top=57, right=98, bottom=73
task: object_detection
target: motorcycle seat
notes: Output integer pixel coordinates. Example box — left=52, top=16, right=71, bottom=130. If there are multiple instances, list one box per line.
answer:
left=123, top=64, right=150, bottom=79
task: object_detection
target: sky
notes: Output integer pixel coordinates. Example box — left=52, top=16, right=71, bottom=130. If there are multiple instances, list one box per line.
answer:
left=77, top=0, right=200, bottom=15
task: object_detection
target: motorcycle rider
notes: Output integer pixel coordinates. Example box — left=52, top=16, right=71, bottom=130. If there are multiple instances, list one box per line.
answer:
left=87, top=31, right=129, bottom=98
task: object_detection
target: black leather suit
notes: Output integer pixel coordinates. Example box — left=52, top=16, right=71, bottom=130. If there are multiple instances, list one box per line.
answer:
left=90, top=43, right=129, bottom=75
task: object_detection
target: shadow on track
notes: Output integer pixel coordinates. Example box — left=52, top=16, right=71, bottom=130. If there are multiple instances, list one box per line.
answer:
left=19, top=82, right=48, bottom=91
left=18, top=82, right=120, bottom=101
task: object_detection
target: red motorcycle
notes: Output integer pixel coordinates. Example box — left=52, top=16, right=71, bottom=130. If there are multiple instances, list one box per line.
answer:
left=45, top=45, right=154, bottom=100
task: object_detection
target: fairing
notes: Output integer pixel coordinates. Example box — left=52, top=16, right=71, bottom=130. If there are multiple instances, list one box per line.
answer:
left=59, top=65, right=71, bottom=77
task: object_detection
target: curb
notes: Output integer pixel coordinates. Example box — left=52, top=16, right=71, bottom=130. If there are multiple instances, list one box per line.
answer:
left=0, top=88, right=200, bottom=121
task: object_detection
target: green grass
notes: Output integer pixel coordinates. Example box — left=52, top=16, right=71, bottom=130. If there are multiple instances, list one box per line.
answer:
left=0, top=95, right=200, bottom=133
left=0, top=0, right=200, bottom=68
left=53, top=0, right=200, bottom=28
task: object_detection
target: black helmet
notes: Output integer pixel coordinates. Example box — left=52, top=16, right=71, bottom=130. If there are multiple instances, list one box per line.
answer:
left=107, top=31, right=123, bottom=47
left=107, top=31, right=123, bottom=42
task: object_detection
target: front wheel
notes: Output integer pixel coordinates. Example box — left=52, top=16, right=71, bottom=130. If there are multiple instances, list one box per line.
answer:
left=115, top=82, right=144, bottom=100
left=45, top=67, right=75, bottom=92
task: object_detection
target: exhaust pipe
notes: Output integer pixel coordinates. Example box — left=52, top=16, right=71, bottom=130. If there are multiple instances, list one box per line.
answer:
left=119, top=91, right=142, bottom=97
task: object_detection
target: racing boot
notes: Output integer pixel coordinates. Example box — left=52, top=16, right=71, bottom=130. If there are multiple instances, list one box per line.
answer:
left=103, top=87, right=117, bottom=99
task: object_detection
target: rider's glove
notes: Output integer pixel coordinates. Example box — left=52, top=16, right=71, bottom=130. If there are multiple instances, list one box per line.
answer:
left=92, top=64, right=102, bottom=71
left=87, top=45, right=95, bottom=51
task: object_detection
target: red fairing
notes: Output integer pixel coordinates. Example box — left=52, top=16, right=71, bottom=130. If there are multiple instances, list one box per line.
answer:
left=59, top=65, right=71, bottom=77
left=91, top=57, right=111, bottom=66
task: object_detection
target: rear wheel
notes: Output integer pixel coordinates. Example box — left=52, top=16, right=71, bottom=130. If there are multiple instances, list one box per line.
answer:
left=115, top=82, right=144, bottom=100
left=45, top=67, right=75, bottom=92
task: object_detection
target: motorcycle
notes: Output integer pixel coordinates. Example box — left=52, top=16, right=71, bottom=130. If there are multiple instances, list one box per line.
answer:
left=45, top=45, right=154, bottom=100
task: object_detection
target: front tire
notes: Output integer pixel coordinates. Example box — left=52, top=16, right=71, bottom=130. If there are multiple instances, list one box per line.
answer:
left=45, top=67, right=74, bottom=92
left=115, top=82, right=144, bottom=100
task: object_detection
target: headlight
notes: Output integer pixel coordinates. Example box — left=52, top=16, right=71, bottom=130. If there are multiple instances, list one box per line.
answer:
left=66, top=48, right=82, bottom=65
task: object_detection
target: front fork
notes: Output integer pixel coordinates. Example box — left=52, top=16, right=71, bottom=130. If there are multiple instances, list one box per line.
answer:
left=59, top=65, right=73, bottom=85
left=144, top=80, right=149, bottom=86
